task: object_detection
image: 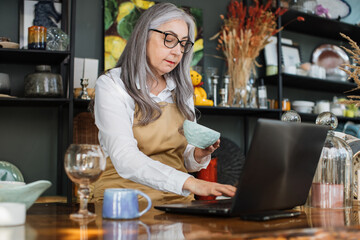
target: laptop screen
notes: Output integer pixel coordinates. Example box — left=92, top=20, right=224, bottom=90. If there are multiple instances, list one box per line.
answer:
left=231, top=119, right=328, bottom=215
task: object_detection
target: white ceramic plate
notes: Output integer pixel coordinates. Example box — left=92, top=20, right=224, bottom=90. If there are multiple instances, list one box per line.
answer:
left=317, top=0, right=351, bottom=19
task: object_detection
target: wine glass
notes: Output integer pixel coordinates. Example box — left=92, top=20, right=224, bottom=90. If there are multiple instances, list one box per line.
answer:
left=64, top=144, right=106, bottom=220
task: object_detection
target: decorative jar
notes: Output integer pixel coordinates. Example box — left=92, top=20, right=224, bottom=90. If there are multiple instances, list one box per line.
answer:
left=28, top=26, right=46, bottom=50
left=306, top=112, right=353, bottom=209
left=24, top=65, right=63, bottom=97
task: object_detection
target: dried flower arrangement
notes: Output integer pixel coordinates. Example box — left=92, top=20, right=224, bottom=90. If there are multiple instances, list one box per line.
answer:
left=339, top=33, right=360, bottom=106
left=211, top=0, right=288, bottom=105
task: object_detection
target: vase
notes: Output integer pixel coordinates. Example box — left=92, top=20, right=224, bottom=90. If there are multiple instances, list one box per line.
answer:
left=227, top=57, right=253, bottom=107
left=24, top=65, right=63, bottom=97
left=232, top=86, right=247, bottom=108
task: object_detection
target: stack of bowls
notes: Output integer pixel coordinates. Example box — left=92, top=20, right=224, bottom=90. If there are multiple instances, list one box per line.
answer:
left=292, top=101, right=315, bottom=113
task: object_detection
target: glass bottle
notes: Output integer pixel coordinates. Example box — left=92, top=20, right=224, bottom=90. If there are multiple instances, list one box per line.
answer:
left=306, top=112, right=353, bottom=209
left=258, top=78, right=268, bottom=109
left=218, top=88, right=229, bottom=107
left=205, top=67, right=218, bottom=100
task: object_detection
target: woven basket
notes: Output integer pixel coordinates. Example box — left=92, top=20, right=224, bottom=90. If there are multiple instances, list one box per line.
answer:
left=73, top=112, right=99, bottom=144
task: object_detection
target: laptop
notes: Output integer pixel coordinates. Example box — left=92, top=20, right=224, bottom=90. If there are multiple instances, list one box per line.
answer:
left=155, top=118, right=329, bottom=220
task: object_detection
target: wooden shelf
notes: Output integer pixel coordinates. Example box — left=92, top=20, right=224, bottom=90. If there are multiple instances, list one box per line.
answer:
left=0, top=48, right=70, bottom=65
left=282, top=9, right=360, bottom=42
left=265, top=73, right=357, bottom=93
left=0, top=97, right=70, bottom=107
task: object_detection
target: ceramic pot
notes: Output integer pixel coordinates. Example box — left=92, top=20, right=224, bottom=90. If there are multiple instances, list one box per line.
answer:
left=0, top=73, right=10, bottom=95
left=24, top=65, right=63, bottom=97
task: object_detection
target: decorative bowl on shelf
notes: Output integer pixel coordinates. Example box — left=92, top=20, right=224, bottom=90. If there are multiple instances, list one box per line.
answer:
left=0, top=180, right=52, bottom=210
left=183, top=120, right=220, bottom=149
left=292, top=101, right=315, bottom=113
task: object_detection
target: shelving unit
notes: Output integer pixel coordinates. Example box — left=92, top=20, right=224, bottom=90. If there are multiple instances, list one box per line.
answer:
left=265, top=73, right=358, bottom=93
left=268, top=2, right=360, bottom=124
left=280, top=9, right=360, bottom=42
left=0, top=0, right=76, bottom=202
left=0, top=49, right=71, bottom=64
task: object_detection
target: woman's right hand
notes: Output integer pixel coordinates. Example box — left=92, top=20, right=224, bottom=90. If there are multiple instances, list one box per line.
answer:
left=183, top=177, right=236, bottom=197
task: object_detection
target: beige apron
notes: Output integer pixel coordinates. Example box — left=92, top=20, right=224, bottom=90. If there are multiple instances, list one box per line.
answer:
left=93, top=101, right=194, bottom=207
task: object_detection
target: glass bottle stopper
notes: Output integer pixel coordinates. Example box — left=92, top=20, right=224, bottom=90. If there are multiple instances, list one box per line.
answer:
left=281, top=110, right=301, bottom=123
left=315, top=111, right=338, bottom=130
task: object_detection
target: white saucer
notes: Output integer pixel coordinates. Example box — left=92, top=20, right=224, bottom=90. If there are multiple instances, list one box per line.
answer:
left=0, top=42, right=20, bottom=49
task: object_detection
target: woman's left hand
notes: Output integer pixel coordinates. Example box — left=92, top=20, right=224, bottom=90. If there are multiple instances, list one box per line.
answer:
left=194, top=139, right=220, bottom=163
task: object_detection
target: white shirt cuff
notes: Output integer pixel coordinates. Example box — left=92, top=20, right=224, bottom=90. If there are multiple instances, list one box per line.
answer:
left=188, top=147, right=211, bottom=169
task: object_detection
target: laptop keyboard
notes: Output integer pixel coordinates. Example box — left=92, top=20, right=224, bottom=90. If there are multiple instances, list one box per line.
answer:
left=187, top=199, right=233, bottom=210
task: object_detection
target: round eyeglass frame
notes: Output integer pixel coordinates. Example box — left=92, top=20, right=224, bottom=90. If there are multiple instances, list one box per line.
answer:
left=149, top=29, right=194, bottom=54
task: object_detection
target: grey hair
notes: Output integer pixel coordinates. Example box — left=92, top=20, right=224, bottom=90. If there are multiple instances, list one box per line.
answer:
left=115, top=2, right=195, bottom=125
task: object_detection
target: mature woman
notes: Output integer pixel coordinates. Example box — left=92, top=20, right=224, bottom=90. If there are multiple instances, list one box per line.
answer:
left=93, top=2, right=236, bottom=206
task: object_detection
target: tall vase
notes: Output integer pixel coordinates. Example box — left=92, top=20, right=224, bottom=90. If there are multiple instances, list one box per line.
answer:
left=227, top=57, right=253, bottom=107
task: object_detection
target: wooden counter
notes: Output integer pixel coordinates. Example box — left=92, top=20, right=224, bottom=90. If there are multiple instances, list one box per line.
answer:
left=4, top=203, right=360, bottom=239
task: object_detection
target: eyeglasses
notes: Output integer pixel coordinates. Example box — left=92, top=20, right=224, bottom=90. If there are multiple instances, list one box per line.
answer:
left=149, top=29, right=194, bottom=54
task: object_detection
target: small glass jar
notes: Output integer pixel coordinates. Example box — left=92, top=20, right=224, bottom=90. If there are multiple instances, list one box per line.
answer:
left=28, top=26, right=47, bottom=50
left=306, top=112, right=353, bottom=209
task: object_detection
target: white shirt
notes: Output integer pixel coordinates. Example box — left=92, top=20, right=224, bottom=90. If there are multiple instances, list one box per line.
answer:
left=94, top=68, right=211, bottom=196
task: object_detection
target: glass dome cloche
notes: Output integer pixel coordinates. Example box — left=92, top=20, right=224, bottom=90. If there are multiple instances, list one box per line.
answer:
left=306, top=112, right=353, bottom=209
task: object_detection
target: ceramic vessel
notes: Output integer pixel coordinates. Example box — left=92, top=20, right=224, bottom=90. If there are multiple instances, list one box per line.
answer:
left=0, top=180, right=52, bottom=209
left=0, top=203, right=26, bottom=226
left=24, top=65, right=63, bottom=97
left=183, top=120, right=220, bottom=149
left=102, top=189, right=152, bottom=219
left=0, top=73, right=10, bottom=95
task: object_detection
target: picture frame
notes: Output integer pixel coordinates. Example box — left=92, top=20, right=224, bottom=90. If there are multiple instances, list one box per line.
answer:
left=264, top=36, right=293, bottom=66
left=19, top=0, right=62, bottom=49
left=281, top=44, right=302, bottom=67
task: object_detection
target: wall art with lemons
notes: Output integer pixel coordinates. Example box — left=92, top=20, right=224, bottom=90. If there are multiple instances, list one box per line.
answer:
left=104, top=0, right=204, bottom=71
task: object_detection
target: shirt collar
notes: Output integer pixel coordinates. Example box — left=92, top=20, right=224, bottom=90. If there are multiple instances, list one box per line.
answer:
left=135, top=73, right=176, bottom=91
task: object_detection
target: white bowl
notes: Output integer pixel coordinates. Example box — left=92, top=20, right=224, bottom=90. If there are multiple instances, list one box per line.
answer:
left=293, top=106, right=313, bottom=113
left=292, top=100, right=315, bottom=107
left=0, top=202, right=26, bottom=226
left=292, top=101, right=315, bottom=113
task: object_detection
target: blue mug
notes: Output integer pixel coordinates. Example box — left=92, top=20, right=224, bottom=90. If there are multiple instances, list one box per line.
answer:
left=102, top=188, right=152, bottom=219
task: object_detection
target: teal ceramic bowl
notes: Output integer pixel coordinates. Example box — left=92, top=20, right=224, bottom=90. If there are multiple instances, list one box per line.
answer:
left=0, top=180, right=52, bottom=210
left=183, top=120, right=221, bottom=149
